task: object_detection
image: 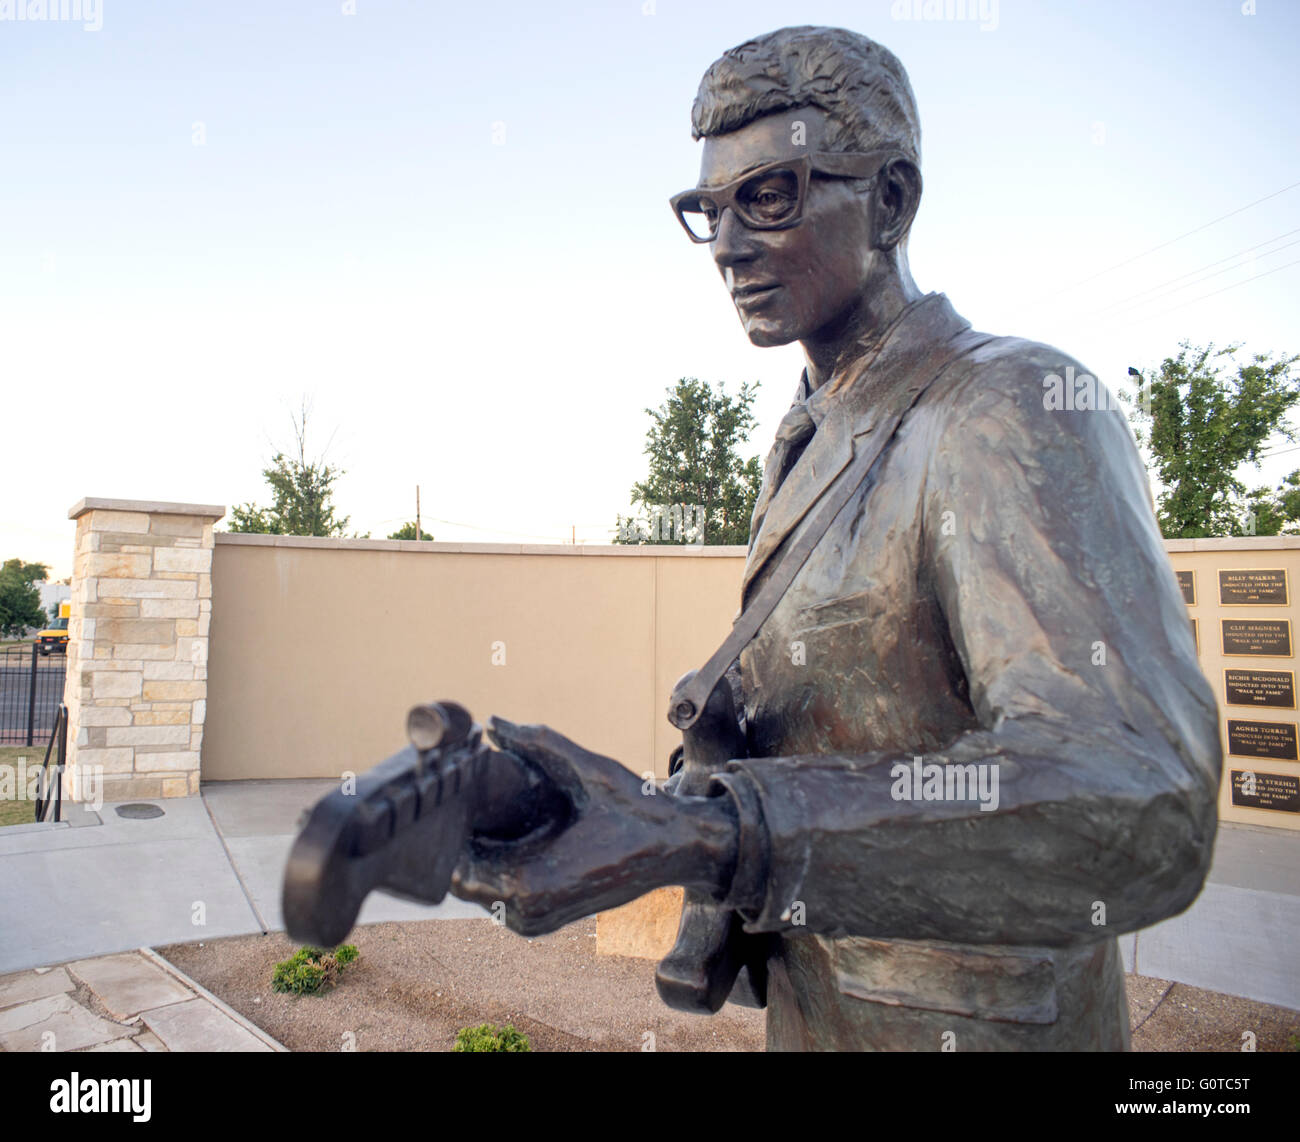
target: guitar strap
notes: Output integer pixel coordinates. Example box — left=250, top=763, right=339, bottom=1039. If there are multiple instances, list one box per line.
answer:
left=668, top=326, right=997, bottom=730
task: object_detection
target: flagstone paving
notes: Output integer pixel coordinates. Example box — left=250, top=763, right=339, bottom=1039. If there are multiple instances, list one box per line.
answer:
left=0, top=949, right=283, bottom=1053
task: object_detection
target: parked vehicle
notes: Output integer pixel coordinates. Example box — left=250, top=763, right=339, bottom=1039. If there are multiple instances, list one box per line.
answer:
left=36, top=601, right=71, bottom=656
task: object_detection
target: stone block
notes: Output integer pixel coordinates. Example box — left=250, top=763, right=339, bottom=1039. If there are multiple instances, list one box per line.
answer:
left=78, top=707, right=132, bottom=727
left=175, top=619, right=198, bottom=637
left=85, top=552, right=151, bottom=579
left=193, top=699, right=206, bottom=725
left=100, top=532, right=175, bottom=548
left=133, top=709, right=190, bottom=726
left=99, top=578, right=197, bottom=600
left=73, top=748, right=136, bottom=775
left=596, top=886, right=684, bottom=960
left=198, top=574, right=211, bottom=599
left=102, top=777, right=162, bottom=801
left=92, top=671, right=142, bottom=699
left=162, top=778, right=188, bottom=797
left=82, top=603, right=141, bottom=620
left=87, top=659, right=145, bottom=673
left=133, top=751, right=200, bottom=772
left=140, top=599, right=200, bottom=619
left=177, top=638, right=207, bottom=665
left=88, top=509, right=150, bottom=534
left=97, top=619, right=176, bottom=645
left=154, top=547, right=211, bottom=573
left=143, top=662, right=195, bottom=681
left=142, top=681, right=205, bottom=701
left=106, top=725, right=190, bottom=748
left=149, top=516, right=205, bottom=538
left=187, top=771, right=200, bottom=794
left=113, top=643, right=178, bottom=662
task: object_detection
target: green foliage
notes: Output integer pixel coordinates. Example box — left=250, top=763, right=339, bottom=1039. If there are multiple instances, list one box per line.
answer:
left=1126, top=342, right=1300, bottom=537
left=228, top=401, right=352, bottom=537
left=453, top=1022, right=531, bottom=1052
left=271, top=944, right=359, bottom=995
left=0, top=559, right=49, bottom=638
left=615, top=377, right=763, bottom=546
left=387, top=521, right=433, bottom=541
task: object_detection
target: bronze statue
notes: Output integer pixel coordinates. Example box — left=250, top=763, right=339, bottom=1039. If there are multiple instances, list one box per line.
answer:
left=284, top=25, right=1221, bottom=1051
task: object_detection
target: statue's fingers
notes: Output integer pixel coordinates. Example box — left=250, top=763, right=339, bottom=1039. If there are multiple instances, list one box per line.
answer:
left=487, top=718, right=591, bottom=801
left=488, top=716, right=631, bottom=799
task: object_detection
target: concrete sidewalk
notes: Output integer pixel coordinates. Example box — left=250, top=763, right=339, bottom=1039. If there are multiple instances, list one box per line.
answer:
left=0, top=780, right=486, bottom=975
left=0, top=781, right=1296, bottom=1013
left=0, top=948, right=283, bottom=1052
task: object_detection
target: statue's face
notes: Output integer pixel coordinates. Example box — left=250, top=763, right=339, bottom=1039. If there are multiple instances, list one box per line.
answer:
left=698, top=107, right=877, bottom=348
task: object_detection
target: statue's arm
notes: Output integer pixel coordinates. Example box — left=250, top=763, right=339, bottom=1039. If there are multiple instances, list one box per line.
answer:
left=710, top=356, right=1222, bottom=947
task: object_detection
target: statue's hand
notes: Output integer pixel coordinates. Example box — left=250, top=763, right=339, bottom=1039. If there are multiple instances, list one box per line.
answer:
left=451, top=716, right=737, bottom=936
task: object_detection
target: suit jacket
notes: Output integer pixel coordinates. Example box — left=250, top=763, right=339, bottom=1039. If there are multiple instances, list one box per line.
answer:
left=701, top=292, right=1221, bottom=1050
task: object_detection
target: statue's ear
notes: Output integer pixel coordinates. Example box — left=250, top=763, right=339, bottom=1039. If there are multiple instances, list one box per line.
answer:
left=874, top=157, right=922, bottom=251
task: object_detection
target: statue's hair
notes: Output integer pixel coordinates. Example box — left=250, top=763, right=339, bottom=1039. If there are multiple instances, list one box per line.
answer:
left=691, top=26, right=921, bottom=166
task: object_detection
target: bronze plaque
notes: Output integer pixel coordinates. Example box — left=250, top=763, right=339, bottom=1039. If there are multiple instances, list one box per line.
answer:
left=1230, top=770, right=1300, bottom=813
left=1176, top=570, right=1196, bottom=606
left=1227, top=719, right=1299, bottom=761
left=1224, top=669, right=1296, bottom=709
left=1221, top=619, right=1292, bottom=657
left=1218, top=568, right=1289, bottom=606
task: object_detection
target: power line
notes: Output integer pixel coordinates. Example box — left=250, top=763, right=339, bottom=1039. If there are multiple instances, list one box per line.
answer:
left=1087, top=229, right=1300, bottom=316
left=1035, top=177, right=1300, bottom=304
left=1124, top=256, right=1300, bottom=324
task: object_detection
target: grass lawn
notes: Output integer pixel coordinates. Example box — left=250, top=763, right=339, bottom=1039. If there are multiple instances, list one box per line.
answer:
left=0, top=744, right=51, bottom=827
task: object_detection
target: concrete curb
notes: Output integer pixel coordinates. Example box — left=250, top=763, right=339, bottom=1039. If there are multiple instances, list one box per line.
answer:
left=138, top=947, right=287, bottom=1052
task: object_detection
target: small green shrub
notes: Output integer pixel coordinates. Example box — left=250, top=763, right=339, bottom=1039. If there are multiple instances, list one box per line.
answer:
left=453, top=1022, right=531, bottom=1052
left=271, top=944, right=359, bottom=996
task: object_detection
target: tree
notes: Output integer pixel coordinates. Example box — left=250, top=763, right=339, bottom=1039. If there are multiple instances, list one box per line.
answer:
left=0, top=559, right=49, bottom=638
left=1240, top=469, right=1300, bottom=536
left=615, top=378, right=763, bottom=546
left=388, top=522, right=433, bottom=541
left=228, top=401, right=353, bottom=537
left=1126, top=342, right=1300, bottom=538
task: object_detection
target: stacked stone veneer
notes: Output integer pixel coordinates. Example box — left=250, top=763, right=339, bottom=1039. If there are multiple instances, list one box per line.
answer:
left=63, top=498, right=225, bottom=802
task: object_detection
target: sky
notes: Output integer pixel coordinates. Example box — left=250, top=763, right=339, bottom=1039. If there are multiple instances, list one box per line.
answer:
left=2, top=0, right=1298, bottom=579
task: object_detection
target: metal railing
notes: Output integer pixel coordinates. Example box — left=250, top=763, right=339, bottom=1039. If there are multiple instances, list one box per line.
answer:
left=0, top=644, right=67, bottom=746
left=34, top=703, right=67, bottom=824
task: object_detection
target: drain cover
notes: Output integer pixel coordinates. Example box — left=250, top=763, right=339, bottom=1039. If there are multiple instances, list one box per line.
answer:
left=115, top=803, right=164, bottom=820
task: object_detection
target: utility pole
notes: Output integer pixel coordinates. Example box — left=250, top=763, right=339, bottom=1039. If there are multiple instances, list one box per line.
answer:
left=416, top=485, right=421, bottom=542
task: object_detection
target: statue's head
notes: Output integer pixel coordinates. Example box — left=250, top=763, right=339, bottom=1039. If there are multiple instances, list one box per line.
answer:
left=672, top=27, right=924, bottom=348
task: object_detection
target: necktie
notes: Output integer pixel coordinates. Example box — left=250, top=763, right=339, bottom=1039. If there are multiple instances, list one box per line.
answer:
left=747, top=391, right=818, bottom=545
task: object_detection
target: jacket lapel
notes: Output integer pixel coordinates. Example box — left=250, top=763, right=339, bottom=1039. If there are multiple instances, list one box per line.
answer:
left=741, top=294, right=971, bottom=599
left=742, top=402, right=854, bottom=597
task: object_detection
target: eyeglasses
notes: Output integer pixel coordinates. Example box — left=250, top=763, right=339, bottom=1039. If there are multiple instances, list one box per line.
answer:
left=669, top=150, right=898, bottom=243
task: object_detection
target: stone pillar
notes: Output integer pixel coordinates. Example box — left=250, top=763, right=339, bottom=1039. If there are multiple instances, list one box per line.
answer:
left=63, top=498, right=225, bottom=803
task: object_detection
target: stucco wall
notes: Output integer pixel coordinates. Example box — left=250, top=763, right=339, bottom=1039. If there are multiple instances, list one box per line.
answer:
left=203, top=536, right=746, bottom=784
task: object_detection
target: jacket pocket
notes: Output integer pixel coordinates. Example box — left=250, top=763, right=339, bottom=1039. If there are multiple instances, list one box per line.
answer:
left=832, top=935, right=1060, bottom=1025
